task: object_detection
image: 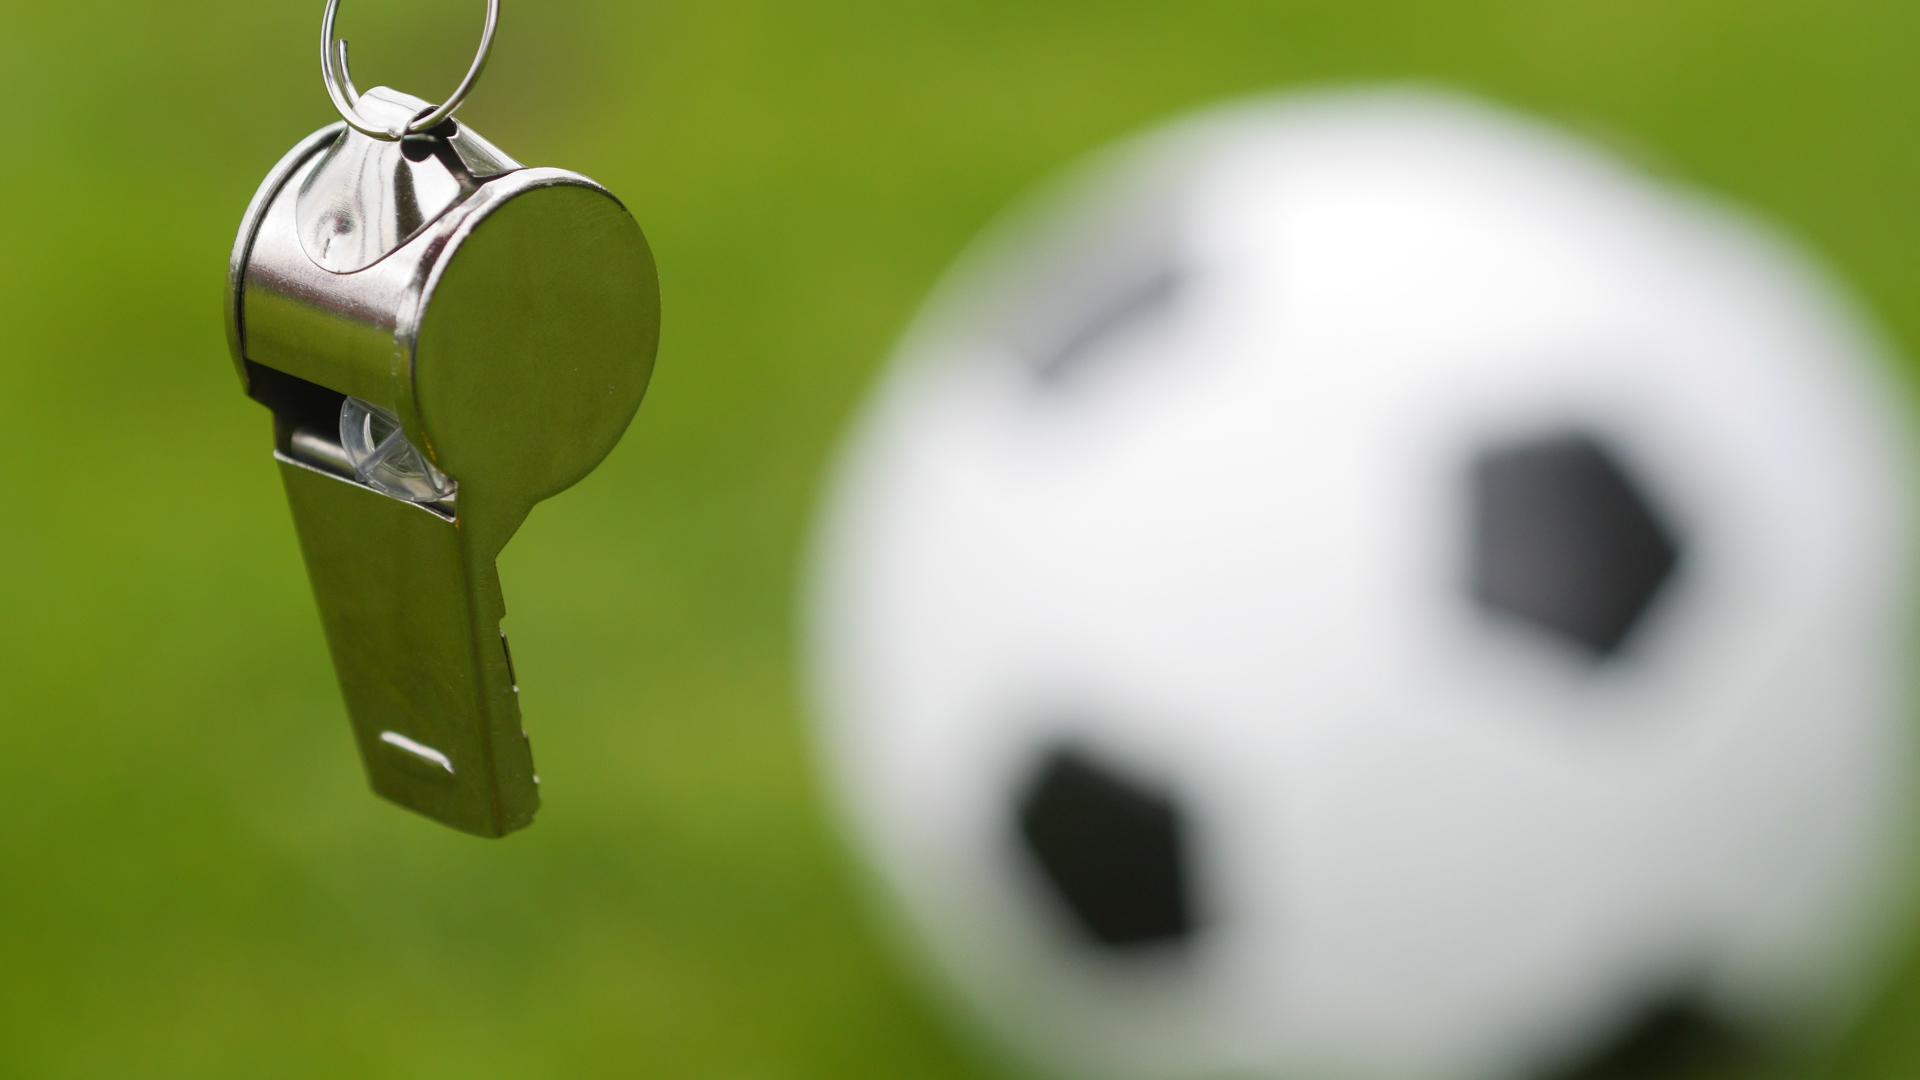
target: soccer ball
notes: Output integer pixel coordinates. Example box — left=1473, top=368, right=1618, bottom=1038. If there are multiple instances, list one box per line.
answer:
left=805, top=90, right=1917, bottom=1080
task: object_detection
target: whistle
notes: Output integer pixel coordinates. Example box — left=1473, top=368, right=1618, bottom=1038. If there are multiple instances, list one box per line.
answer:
left=226, top=87, right=660, bottom=836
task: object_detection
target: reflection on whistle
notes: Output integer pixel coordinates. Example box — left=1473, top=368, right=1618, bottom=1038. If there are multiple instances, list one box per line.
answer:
left=381, top=732, right=457, bottom=776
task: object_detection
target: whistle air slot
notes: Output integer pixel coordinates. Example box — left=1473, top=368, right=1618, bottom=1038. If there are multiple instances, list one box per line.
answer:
left=248, top=362, right=355, bottom=478
left=247, top=361, right=457, bottom=520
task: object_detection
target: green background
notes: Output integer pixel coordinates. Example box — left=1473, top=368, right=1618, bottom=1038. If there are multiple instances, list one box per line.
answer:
left=2, top=1, right=1918, bottom=1076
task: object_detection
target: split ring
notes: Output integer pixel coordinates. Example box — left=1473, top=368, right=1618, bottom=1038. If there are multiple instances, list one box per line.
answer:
left=322, top=0, right=500, bottom=140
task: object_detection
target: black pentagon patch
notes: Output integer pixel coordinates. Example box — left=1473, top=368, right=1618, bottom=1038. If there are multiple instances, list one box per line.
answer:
left=1015, top=744, right=1196, bottom=950
left=1536, top=996, right=1760, bottom=1080
left=1469, top=431, right=1681, bottom=659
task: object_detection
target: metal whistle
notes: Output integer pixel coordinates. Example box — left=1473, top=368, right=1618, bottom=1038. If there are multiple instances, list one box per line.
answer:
left=226, top=82, right=659, bottom=837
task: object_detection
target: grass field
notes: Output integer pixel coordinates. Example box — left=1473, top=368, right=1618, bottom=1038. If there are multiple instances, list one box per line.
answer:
left=3, top=1, right=1920, bottom=1076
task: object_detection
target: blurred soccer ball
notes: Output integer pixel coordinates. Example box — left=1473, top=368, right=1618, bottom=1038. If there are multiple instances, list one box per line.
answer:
left=805, top=90, right=1917, bottom=1080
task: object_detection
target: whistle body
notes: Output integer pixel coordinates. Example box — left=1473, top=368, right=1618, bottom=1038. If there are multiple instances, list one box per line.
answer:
left=228, top=88, right=660, bottom=837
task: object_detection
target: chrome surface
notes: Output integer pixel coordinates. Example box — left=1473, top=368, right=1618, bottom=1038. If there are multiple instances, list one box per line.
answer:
left=230, top=107, right=659, bottom=837
left=296, top=87, right=519, bottom=274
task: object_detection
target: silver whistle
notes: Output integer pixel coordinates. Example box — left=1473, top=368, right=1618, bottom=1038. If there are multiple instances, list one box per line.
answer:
left=226, top=9, right=659, bottom=837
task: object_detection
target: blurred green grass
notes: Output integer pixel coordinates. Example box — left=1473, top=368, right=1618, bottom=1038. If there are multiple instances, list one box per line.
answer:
left=2, top=1, right=1920, bottom=1076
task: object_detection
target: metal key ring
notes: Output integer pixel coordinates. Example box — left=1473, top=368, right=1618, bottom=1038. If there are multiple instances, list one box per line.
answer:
left=322, top=0, right=501, bottom=141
